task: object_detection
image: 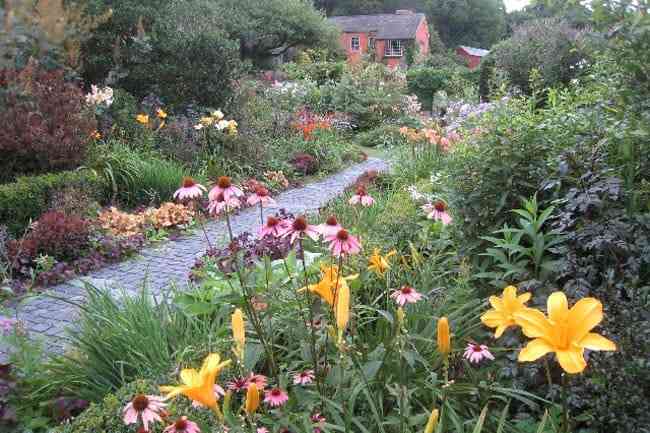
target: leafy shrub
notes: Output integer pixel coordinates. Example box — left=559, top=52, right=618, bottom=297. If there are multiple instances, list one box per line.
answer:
left=0, top=62, right=97, bottom=181
left=8, top=211, right=92, bottom=264
left=488, top=18, right=587, bottom=95
left=406, top=67, right=454, bottom=111
left=317, top=62, right=407, bottom=130
left=283, top=60, right=345, bottom=84
left=290, top=152, right=318, bottom=175
left=355, top=124, right=406, bottom=148
left=0, top=170, right=102, bottom=236
left=145, top=203, right=194, bottom=230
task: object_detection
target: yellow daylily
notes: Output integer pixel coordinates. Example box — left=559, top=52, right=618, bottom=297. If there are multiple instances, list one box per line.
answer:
left=231, top=308, right=245, bottom=362
left=335, top=283, right=350, bottom=343
left=199, top=116, right=214, bottom=126
left=367, top=248, right=396, bottom=277
left=244, top=382, right=260, bottom=415
left=514, top=292, right=616, bottom=374
left=211, top=109, right=224, bottom=120
left=423, top=407, right=439, bottom=433
left=437, top=317, right=451, bottom=355
left=480, top=285, right=532, bottom=338
left=136, top=114, right=149, bottom=124
left=301, top=264, right=357, bottom=306
left=156, top=108, right=168, bottom=119
left=160, top=353, right=231, bottom=411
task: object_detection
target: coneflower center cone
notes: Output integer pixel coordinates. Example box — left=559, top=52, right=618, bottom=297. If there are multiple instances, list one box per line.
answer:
left=292, top=216, right=307, bottom=231
left=434, top=201, right=446, bottom=212
left=182, top=177, right=196, bottom=188
left=132, top=395, right=149, bottom=411
left=326, top=215, right=338, bottom=226
left=217, top=176, right=231, bottom=188
left=174, top=418, right=188, bottom=430
left=336, top=229, right=349, bottom=241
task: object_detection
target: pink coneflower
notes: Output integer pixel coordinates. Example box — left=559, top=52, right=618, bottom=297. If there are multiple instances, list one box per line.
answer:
left=264, top=388, right=289, bottom=408
left=247, top=186, right=277, bottom=207
left=423, top=201, right=452, bottom=225
left=257, top=428, right=269, bottom=433
left=247, top=373, right=268, bottom=389
left=259, top=216, right=289, bottom=238
left=349, top=186, right=375, bottom=207
left=390, top=286, right=423, bottom=306
left=123, top=394, right=166, bottom=431
left=293, top=370, right=315, bottom=385
left=209, top=176, right=243, bottom=202
left=227, top=377, right=249, bottom=393
left=174, top=177, right=206, bottom=201
left=164, top=417, right=201, bottom=433
left=325, top=229, right=361, bottom=257
left=192, top=385, right=225, bottom=408
left=316, top=215, right=342, bottom=237
left=207, top=192, right=241, bottom=216
left=282, top=216, right=319, bottom=244
left=463, top=343, right=495, bottom=364
left=311, top=413, right=326, bottom=433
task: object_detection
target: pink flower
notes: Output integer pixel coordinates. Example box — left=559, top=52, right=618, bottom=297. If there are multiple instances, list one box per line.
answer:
left=227, top=377, right=249, bottom=393
left=316, top=215, right=342, bottom=237
left=247, top=186, right=277, bottom=207
left=164, top=417, right=201, bottom=433
left=463, top=343, right=495, bottom=364
left=259, top=216, right=289, bottom=238
left=174, top=177, right=206, bottom=201
left=247, top=373, right=268, bottom=389
left=207, top=192, right=241, bottom=216
left=311, top=413, right=326, bottom=433
left=264, top=388, right=289, bottom=408
left=282, top=216, right=319, bottom=244
left=325, top=229, right=361, bottom=257
left=191, top=385, right=226, bottom=408
left=349, top=185, right=375, bottom=207
left=0, top=316, right=17, bottom=335
left=257, top=428, right=269, bottom=433
left=390, top=286, right=423, bottom=306
left=293, top=370, right=315, bottom=385
left=423, top=201, right=452, bottom=225
left=209, top=176, right=243, bottom=202
left=123, top=394, right=166, bottom=431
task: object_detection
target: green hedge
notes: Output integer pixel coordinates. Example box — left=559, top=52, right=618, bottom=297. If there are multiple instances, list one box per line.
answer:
left=0, top=170, right=103, bottom=235
left=406, top=67, right=454, bottom=111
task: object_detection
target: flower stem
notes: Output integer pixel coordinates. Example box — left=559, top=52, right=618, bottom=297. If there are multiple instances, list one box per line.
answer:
left=561, top=373, right=570, bottom=433
left=299, top=238, right=324, bottom=405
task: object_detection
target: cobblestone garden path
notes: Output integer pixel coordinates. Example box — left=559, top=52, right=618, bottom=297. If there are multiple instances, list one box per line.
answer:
left=1, top=158, right=388, bottom=359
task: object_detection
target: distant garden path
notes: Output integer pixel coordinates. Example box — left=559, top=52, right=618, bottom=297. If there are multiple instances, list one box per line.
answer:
left=2, top=158, right=389, bottom=359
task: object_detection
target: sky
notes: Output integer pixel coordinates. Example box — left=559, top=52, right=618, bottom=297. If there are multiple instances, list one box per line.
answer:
left=504, top=0, right=531, bottom=12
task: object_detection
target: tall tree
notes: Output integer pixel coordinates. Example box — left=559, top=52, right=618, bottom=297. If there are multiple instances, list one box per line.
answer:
left=424, top=0, right=507, bottom=48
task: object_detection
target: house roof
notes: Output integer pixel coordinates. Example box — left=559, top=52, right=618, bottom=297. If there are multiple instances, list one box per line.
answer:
left=327, top=12, right=426, bottom=40
left=458, top=45, right=490, bottom=57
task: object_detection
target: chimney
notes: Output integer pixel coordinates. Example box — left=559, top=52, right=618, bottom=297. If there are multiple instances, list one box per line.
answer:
left=395, top=9, right=415, bottom=15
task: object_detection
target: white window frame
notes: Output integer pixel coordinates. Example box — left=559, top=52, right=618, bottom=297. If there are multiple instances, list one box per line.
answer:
left=384, top=39, right=403, bottom=57
left=351, top=36, right=360, bottom=51
left=368, top=37, right=375, bottom=50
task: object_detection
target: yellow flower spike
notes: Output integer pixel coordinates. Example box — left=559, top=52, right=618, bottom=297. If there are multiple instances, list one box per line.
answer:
left=367, top=248, right=396, bottom=277
left=480, top=285, right=532, bottom=338
left=437, top=317, right=451, bottom=356
left=423, top=407, right=439, bottom=433
left=156, top=108, right=168, bottom=119
left=160, top=353, right=231, bottom=411
left=514, top=292, right=616, bottom=374
left=231, top=308, right=245, bottom=362
left=136, top=114, right=149, bottom=124
left=244, top=382, right=260, bottom=415
left=335, top=284, right=350, bottom=343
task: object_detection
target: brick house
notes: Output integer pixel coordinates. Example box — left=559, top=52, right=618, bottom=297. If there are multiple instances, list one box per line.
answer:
left=328, top=10, right=430, bottom=68
left=456, top=46, right=490, bottom=69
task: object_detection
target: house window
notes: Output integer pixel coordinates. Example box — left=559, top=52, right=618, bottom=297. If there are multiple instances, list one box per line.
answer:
left=351, top=36, right=360, bottom=51
left=384, top=40, right=403, bottom=57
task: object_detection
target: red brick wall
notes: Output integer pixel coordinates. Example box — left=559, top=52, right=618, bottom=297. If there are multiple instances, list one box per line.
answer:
left=340, top=32, right=369, bottom=64
left=415, top=18, right=430, bottom=59
left=456, top=47, right=482, bottom=69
